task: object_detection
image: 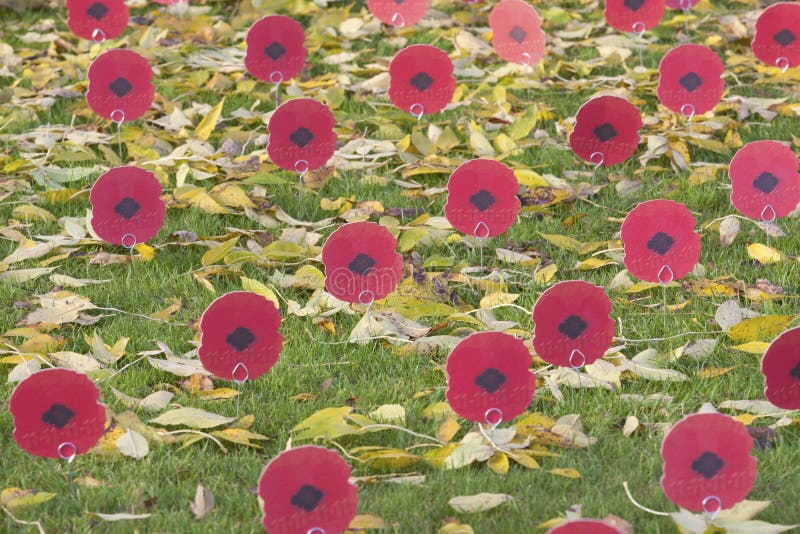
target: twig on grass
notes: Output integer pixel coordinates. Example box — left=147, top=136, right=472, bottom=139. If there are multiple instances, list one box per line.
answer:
left=1, top=505, right=46, bottom=534
left=622, top=481, right=670, bottom=516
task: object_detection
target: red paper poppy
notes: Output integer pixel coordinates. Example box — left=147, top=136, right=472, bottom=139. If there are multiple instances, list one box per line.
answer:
left=388, top=45, right=456, bottom=117
left=546, top=520, right=623, bottom=534
left=729, top=140, right=800, bottom=221
left=657, top=44, right=724, bottom=116
left=444, top=159, right=520, bottom=238
left=322, top=221, right=403, bottom=304
left=446, top=332, right=535, bottom=424
left=752, top=3, right=800, bottom=72
left=489, top=0, right=546, bottom=66
left=532, top=281, right=615, bottom=368
left=199, top=292, right=283, bottom=382
left=86, top=49, right=154, bottom=123
left=90, top=166, right=165, bottom=246
left=66, top=0, right=129, bottom=42
left=569, top=95, right=642, bottom=167
left=604, top=0, right=665, bottom=33
left=762, top=326, right=800, bottom=410
left=665, top=0, right=698, bottom=9
left=9, top=368, right=106, bottom=459
left=620, top=199, right=700, bottom=283
left=245, top=15, right=307, bottom=84
left=267, top=98, right=337, bottom=173
left=259, top=446, right=358, bottom=534
left=367, top=0, right=429, bottom=28
left=661, top=413, right=757, bottom=512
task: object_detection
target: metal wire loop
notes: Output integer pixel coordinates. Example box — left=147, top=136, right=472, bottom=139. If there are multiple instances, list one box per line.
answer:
left=391, top=12, right=405, bottom=28
left=702, top=495, right=722, bottom=519
left=569, top=349, right=586, bottom=370
left=680, top=103, right=695, bottom=120
left=232, top=362, right=250, bottom=385
left=121, top=233, right=137, bottom=249
left=631, top=21, right=646, bottom=37
left=761, top=204, right=777, bottom=223
left=484, top=408, right=503, bottom=428
left=776, top=57, right=790, bottom=74
left=657, top=264, right=674, bottom=284
left=269, top=71, right=284, bottom=85
left=590, top=151, right=605, bottom=167
left=358, top=289, right=375, bottom=306
left=473, top=221, right=490, bottom=240
left=409, top=103, right=424, bottom=120
left=295, top=159, right=309, bottom=176
left=58, top=442, right=77, bottom=463
left=110, top=109, right=125, bottom=125
left=91, top=28, right=107, bottom=43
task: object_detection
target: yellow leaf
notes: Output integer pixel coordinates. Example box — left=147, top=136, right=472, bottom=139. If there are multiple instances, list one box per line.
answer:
left=747, top=243, right=783, bottom=264
left=195, top=98, right=225, bottom=141
left=548, top=467, right=581, bottom=478
left=730, top=341, right=770, bottom=355
left=398, top=227, right=429, bottom=252
left=539, top=232, right=583, bottom=252
left=1, top=488, right=56, bottom=509
left=134, top=243, right=155, bottom=261
left=534, top=263, right=557, bottom=284
left=575, top=257, right=617, bottom=270
left=479, top=292, right=519, bottom=308
left=468, top=121, right=495, bottom=156
left=209, top=183, right=255, bottom=209
left=11, top=204, right=57, bottom=223
left=348, top=514, right=386, bottom=530
left=201, top=237, right=239, bottom=266
left=696, top=366, right=737, bottom=378
left=734, top=414, right=759, bottom=426
left=514, top=169, right=548, bottom=188
left=488, top=452, right=509, bottom=475
left=199, top=388, right=240, bottom=400
left=509, top=451, right=540, bottom=469
left=728, top=315, right=794, bottom=343
left=438, top=522, right=475, bottom=534
left=437, top=417, right=461, bottom=443
left=241, top=277, right=280, bottom=309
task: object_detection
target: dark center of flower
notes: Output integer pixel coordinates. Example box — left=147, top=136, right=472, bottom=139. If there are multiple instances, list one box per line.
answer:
left=348, top=253, right=376, bottom=276
left=289, top=127, right=314, bottom=148
left=410, top=72, right=434, bottom=92
left=647, top=232, right=674, bottom=256
left=109, top=77, right=133, bottom=98
left=226, top=326, right=255, bottom=352
left=753, top=171, right=779, bottom=194
left=469, top=190, right=496, bottom=212
left=593, top=122, right=617, bottom=142
left=474, top=367, right=507, bottom=394
left=691, top=451, right=725, bottom=479
left=790, top=361, right=800, bottom=379
left=774, top=29, right=796, bottom=47
left=291, top=485, right=324, bottom=512
left=395, top=0, right=405, bottom=3
left=41, top=403, right=75, bottom=429
left=558, top=315, right=588, bottom=340
left=679, top=72, right=703, bottom=92
left=509, top=26, right=527, bottom=43
left=624, top=0, right=645, bottom=11
left=86, top=2, right=109, bottom=20
left=264, top=42, right=286, bottom=61
left=114, top=197, right=141, bottom=220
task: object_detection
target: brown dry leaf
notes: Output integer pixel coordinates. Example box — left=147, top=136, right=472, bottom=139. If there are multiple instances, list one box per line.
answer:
left=189, top=484, right=215, bottom=519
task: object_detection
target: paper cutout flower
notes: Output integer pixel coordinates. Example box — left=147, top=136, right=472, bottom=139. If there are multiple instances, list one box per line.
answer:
left=66, top=0, right=129, bottom=41
left=604, top=0, right=665, bottom=33
left=532, top=281, right=615, bottom=368
left=245, top=15, right=307, bottom=84
left=752, top=3, right=800, bottom=71
left=444, top=159, right=520, bottom=238
left=9, top=368, right=106, bottom=459
left=90, top=166, right=166, bottom=247
left=489, top=0, right=546, bottom=66
left=367, top=0, right=430, bottom=28
left=446, top=332, right=536, bottom=423
left=259, top=446, right=358, bottom=534
left=665, top=0, right=698, bottom=8
left=322, top=221, right=403, bottom=304
left=569, top=95, right=642, bottom=167
left=267, top=98, right=337, bottom=173
left=199, top=291, right=283, bottom=382
left=657, top=44, right=724, bottom=116
left=546, top=520, right=623, bottom=534
left=729, top=140, right=800, bottom=221
left=762, top=326, right=800, bottom=409
left=661, top=413, right=757, bottom=512
left=86, top=49, right=154, bottom=122
left=388, top=45, right=456, bottom=116
left=620, top=199, right=700, bottom=283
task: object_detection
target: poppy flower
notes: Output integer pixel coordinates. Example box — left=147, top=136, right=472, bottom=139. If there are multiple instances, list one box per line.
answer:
left=199, top=292, right=283, bottom=382
left=245, top=15, right=307, bottom=84
left=729, top=140, right=800, bottom=221
left=388, top=45, right=456, bottom=117
left=752, top=3, right=800, bottom=71
left=66, top=0, right=129, bottom=42
left=665, top=0, right=698, bottom=9
left=657, top=44, right=725, bottom=117
left=446, top=332, right=536, bottom=424
left=444, top=159, right=520, bottom=238
left=661, top=413, right=757, bottom=512
left=569, top=95, right=642, bottom=167
left=489, top=0, right=546, bottom=66
left=604, top=0, right=665, bottom=34
left=620, top=199, right=700, bottom=284
left=9, top=368, right=106, bottom=459
left=546, top=520, right=623, bottom=534
left=367, top=0, right=429, bottom=28
left=259, top=446, right=358, bottom=534
left=322, top=221, right=403, bottom=304
left=532, top=281, right=615, bottom=368
left=86, top=49, right=154, bottom=123
left=267, top=98, right=337, bottom=174
left=762, top=326, right=800, bottom=409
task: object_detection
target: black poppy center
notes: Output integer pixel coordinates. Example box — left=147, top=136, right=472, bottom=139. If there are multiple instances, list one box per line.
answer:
left=790, top=361, right=800, bottom=379
left=394, top=0, right=405, bottom=3
left=474, top=368, right=506, bottom=394
left=469, top=190, right=496, bottom=212
left=109, top=77, right=133, bottom=98
left=753, top=171, right=779, bottom=194
left=624, top=0, right=645, bottom=11
left=679, top=72, right=703, bottom=92
left=289, top=127, right=314, bottom=148
left=593, top=122, right=617, bottom=142
left=291, top=485, right=324, bottom=512
left=691, top=451, right=725, bottom=479
left=114, top=197, right=141, bottom=220
left=348, top=253, right=376, bottom=276
left=509, top=26, right=527, bottom=43
left=558, top=315, right=588, bottom=340
left=264, top=42, right=286, bottom=61
left=226, top=327, right=255, bottom=352
left=410, top=72, right=433, bottom=92
left=86, top=2, right=109, bottom=20
left=647, top=232, right=674, bottom=256
left=774, top=29, right=796, bottom=47
left=41, top=403, right=75, bottom=429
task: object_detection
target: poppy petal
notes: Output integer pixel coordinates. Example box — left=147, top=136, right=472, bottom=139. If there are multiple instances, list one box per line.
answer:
left=86, top=49, right=154, bottom=122
left=546, top=520, right=623, bottom=534
left=657, top=44, right=725, bottom=116
left=267, top=98, right=337, bottom=173
left=245, top=15, right=307, bottom=83
left=489, top=0, right=547, bottom=66
left=729, top=141, right=800, bottom=221
left=762, top=326, right=800, bottom=409
left=752, top=3, right=800, bottom=70
left=569, top=95, right=642, bottom=167
left=388, top=45, right=456, bottom=116
left=66, top=0, right=129, bottom=41
left=367, top=0, right=430, bottom=28
left=665, top=0, right=699, bottom=9
left=604, top=0, right=665, bottom=33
